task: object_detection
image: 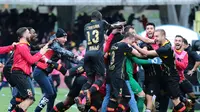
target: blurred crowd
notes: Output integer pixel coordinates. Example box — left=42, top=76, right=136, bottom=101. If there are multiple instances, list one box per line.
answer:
left=0, top=7, right=167, bottom=62
left=0, top=4, right=199, bottom=50
left=188, top=4, right=200, bottom=29
left=0, top=8, right=57, bottom=46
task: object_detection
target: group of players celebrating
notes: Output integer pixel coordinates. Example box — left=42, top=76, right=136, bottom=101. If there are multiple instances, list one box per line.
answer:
left=0, top=10, right=199, bottom=112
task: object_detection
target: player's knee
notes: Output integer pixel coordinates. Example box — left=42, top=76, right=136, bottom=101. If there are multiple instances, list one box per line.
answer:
left=49, top=91, right=57, bottom=98
left=24, top=97, right=35, bottom=105
left=52, top=93, right=57, bottom=100
left=46, top=92, right=57, bottom=100
left=22, top=93, right=35, bottom=102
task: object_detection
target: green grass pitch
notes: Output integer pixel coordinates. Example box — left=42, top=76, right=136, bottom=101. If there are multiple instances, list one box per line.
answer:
left=0, top=87, right=79, bottom=112
left=0, top=87, right=199, bottom=112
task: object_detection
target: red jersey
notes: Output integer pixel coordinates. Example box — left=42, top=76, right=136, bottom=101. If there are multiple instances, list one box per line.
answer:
left=133, top=63, right=138, bottom=74
left=36, top=49, right=54, bottom=70
left=104, top=33, right=114, bottom=53
left=104, top=33, right=115, bottom=64
left=0, top=45, right=14, bottom=54
left=12, top=42, right=43, bottom=75
left=145, top=34, right=159, bottom=50
left=99, top=82, right=106, bottom=96
left=174, top=49, right=188, bottom=82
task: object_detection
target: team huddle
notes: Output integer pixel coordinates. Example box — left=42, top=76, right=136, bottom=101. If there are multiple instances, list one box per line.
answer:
left=0, top=10, right=199, bottom=112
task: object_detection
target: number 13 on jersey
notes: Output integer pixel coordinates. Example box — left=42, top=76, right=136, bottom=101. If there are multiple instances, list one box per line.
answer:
left=87, top=30, right=99, bottom=45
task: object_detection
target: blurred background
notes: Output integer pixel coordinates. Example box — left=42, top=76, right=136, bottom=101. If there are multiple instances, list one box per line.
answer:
left=0, top=0, right=199, bottom=47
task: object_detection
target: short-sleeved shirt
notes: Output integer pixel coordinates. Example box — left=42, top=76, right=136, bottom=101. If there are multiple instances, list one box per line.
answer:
left=108, top=42, right=133, bottom=79
left=84, top=20, right=110, bottom=51
left=156, top=41, right=178, bottom=76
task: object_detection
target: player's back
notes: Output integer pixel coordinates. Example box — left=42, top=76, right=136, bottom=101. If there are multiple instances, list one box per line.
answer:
left=108, top=42, right=132, bottom=79
left=84, top=20, right=105, bottom=52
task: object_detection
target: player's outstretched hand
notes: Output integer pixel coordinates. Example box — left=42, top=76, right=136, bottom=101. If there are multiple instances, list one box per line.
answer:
left=39, top=43, right=49, bottom=55
left=187, top=70, right=194, bottom=76
left=149, top=57, right=162, bottom=64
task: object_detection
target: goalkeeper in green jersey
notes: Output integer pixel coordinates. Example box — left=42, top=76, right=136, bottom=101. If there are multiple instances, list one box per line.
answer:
left=125, top=55, right=162, bottom=112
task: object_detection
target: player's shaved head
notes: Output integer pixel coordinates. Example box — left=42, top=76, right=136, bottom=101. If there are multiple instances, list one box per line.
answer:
left=155, top=29, right=166, bottom=37
left=124, top=25, right=136, bottom=34
left=123, top=32, right=135, bottom=39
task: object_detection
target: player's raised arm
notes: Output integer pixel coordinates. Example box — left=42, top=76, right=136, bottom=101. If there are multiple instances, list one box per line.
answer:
left=134, top=34, right=155, bottom=44
left=132, top=42, right=158, bottom=56
left=131, top=47, right=145, bottom=58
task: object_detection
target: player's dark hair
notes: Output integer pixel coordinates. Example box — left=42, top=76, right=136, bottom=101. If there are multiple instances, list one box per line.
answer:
left=175, top=35, right=184, bottom=41
left=146, top=22, right=155, bottom=29
left=155, top=29, right=166, bottom=37
left=91, top=10, right=102, bottom=20
left=27, top=27, right=33, bottom=31
left=183, top=38, right=189, bottom=45
left=124, top=25, right=134, bottom=34
left=16, top=27, right=28, bottom=40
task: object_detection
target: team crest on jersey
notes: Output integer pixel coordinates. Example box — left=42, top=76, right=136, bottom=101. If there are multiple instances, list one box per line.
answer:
left=163, top=56, right=168, bottom=58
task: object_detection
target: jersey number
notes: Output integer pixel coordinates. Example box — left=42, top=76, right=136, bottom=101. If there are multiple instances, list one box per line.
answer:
left=109, top=51, right=115, bottom=70
left=87, top=30, right=99, bottom=45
